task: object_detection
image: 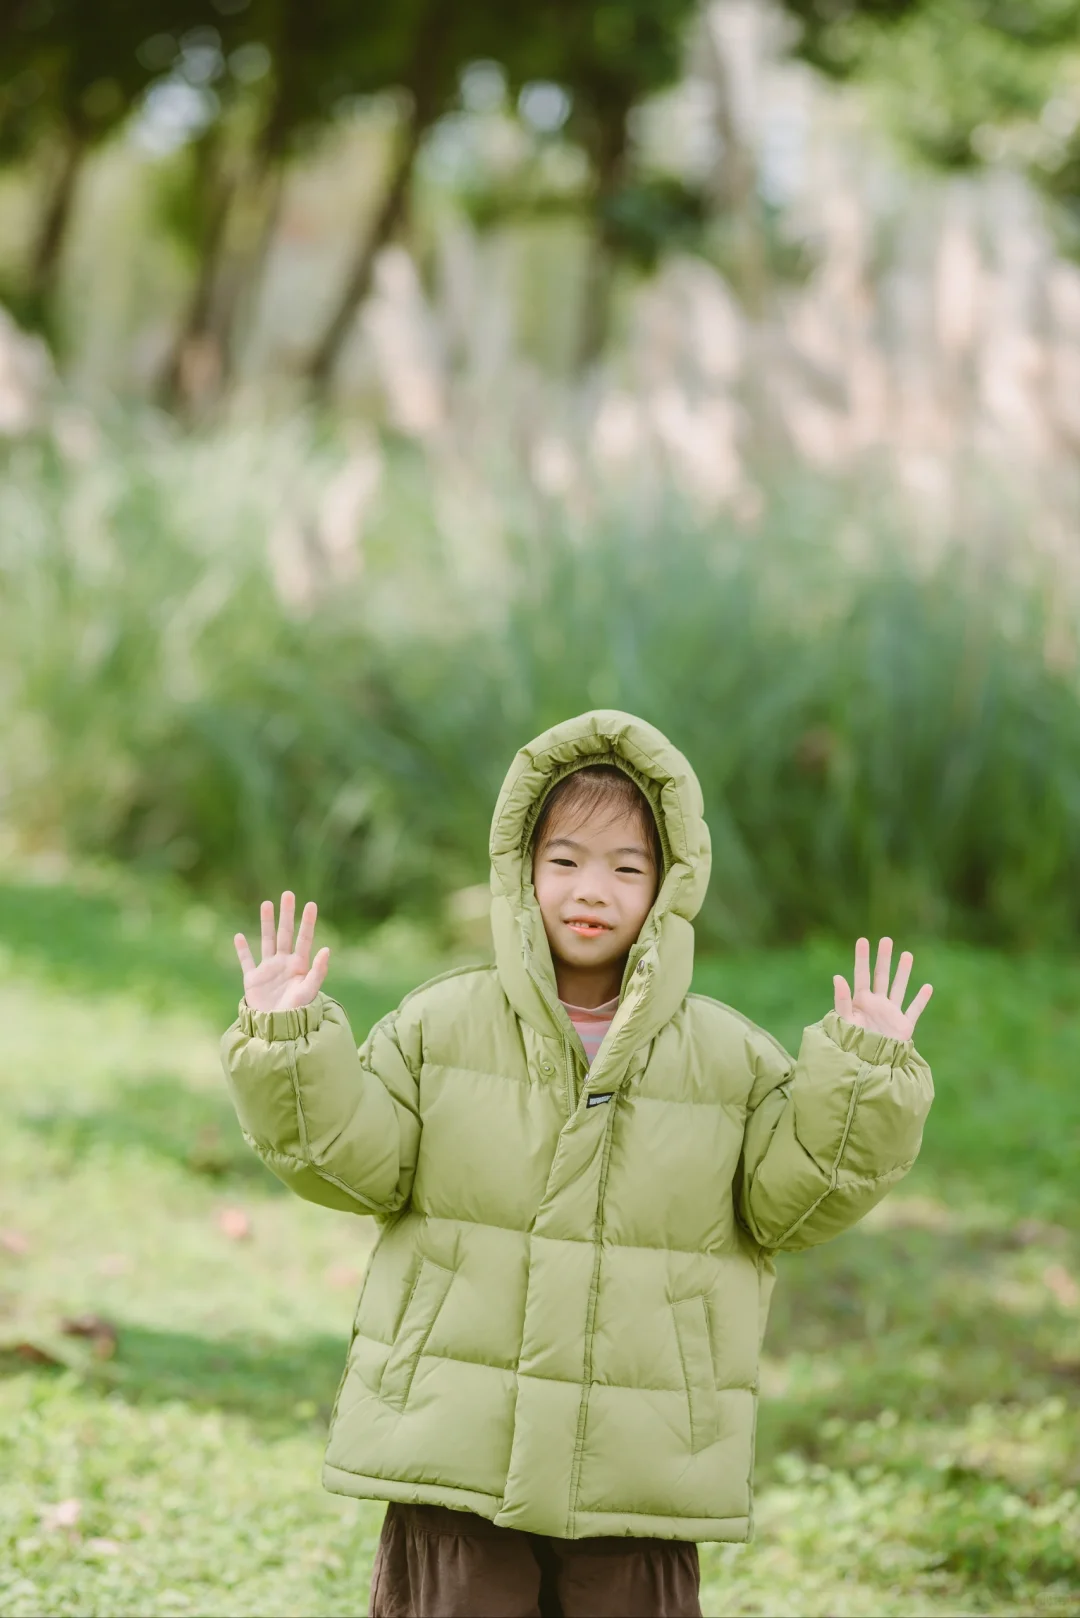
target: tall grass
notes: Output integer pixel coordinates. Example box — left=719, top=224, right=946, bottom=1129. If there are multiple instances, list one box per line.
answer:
left=2, top=407, right=1080, bottom=949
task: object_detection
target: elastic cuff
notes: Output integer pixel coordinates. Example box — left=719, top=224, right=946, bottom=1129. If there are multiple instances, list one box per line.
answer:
left=238, top=992, right=326, bottom=1042
left=822, top=1009, right=909, bottom=1067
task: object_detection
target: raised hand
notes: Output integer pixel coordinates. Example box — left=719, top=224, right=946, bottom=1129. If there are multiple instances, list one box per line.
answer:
left=833, top=936, right=932, bottom=1041
left=233, top=890, right=330, bottom=1013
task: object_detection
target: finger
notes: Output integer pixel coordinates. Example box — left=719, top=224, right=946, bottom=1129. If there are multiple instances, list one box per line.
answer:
left=234, top=933, right=256, bottom=975
left=833, top=975, right=853, bottom=1020
left=873, top=936, right=893, bottom=998
left=301, top=947, right=330, bottom=999
left=294, top=900, right=318, bottom=970
left=905, top=982, right=933, bottom=1028
left=853, top=937, right=871, bottom=998
left=889, top=949, right=913, bottom=1006
left=276, top=890, right=295, bottom=955
left=260, top=900, right=275, bottom=961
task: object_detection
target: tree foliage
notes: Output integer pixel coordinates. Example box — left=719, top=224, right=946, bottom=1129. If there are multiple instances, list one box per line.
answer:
left=0, top=0, right=708, bottom=387
left=779, top=0, right=1080, bottom=251
left=20, top=0, right=1080, bottom=385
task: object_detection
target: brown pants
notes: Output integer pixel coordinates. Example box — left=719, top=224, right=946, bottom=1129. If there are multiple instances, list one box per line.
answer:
left=368, top=1503, right=702, bottom=1618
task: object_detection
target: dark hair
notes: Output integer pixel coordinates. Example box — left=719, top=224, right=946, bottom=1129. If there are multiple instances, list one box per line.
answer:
left=531, top=765, right=664, bottom=874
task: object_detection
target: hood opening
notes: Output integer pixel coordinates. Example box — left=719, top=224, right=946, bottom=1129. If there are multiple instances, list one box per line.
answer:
left=521, top=754, right=672, bottom=884
left=487, top=711, right=711, bottom=1041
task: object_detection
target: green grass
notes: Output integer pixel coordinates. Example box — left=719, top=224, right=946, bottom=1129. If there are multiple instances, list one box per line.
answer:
left=1, top=861, right=1079, bottom=1616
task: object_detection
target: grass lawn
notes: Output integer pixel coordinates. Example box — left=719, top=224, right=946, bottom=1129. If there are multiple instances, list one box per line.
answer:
left=0, top=859, right=1078, bottom=1616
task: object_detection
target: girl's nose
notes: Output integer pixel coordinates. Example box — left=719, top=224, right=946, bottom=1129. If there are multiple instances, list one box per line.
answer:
left=573, top=873, right=609, bottom=906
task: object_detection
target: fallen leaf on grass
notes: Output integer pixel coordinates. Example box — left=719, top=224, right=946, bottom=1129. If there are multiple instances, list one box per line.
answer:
left=307, top=1549, right=344, bottom=1571
left=217, top=1206, right=251, bottom=1241
left=862, top=1194, right=953, bottom=1233
left=1043, top=1264, right=1080, bottom=1309
left=60, top=1313, right=118, bottom=1358
left=4, top=1340, right=64, bottom=1367
left=187, top=1125, right=230, bottom=1176
left=325, top=1263, right=361, bottom=1289
left=1008, top=1218, right=1070, bottom=1248
left=41, top=1498, right=81, bottom=1531
left=0, top=1230, right=29, bottom=1255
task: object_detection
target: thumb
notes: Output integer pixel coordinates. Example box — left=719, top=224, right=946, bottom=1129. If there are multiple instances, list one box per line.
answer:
left=833, top=974, right=853, bottom=1021
left=299, top=946, right=331, bottom=1001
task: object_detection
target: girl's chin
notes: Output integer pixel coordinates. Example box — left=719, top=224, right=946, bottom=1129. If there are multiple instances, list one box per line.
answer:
left=560, top=937, right=625, bottom=962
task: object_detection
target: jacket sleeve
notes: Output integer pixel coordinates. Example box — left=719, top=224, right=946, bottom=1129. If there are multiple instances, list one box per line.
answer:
left=219, top=991, right=421, bottom=1216
left=735, top=1010, right=934, bottom=1252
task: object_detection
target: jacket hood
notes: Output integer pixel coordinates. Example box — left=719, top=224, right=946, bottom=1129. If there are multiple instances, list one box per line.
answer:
left=488, top=710, right=711, bottom=1049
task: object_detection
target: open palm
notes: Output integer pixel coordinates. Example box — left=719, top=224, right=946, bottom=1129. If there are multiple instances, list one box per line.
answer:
left=833, top=936, right=932, bottom=1041
left=234, top=891, right=330, bottom=1012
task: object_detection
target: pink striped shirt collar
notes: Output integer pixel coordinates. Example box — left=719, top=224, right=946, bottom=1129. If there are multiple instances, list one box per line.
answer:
left=560, top=994, right=620, bottom=1066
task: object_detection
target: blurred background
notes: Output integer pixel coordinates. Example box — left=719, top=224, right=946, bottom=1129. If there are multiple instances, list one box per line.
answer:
left=1, top=2, right=1080, bottom=1615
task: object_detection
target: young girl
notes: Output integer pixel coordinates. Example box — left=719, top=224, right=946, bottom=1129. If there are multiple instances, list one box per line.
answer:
left=222, top=710, right=934, bottom=1618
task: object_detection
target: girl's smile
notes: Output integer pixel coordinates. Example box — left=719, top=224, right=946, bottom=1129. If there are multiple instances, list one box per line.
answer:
left=565, top=916, right=613, bottom=937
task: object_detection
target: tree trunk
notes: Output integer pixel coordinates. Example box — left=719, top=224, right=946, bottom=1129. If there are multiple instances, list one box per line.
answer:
left=158, top=133, right=238, bottom=410
left=577, top=226, right=617, bottom=372
left=305, top=111, right=426, bottom=396
left=29, top=126, right=87, bottom=332
left=0, top=0, right=22, bottom=43
left=575, top=110, right=629, bottom=372
left=702, top=10, right=768, bottom=319
left=215, top=157, right=287, bottom=388
left=303, top=0, right=453, bottom=397
left=212, top=17, right=304, bottom=392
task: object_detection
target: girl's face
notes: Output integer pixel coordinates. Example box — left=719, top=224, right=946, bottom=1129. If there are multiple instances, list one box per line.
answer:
left=532, top=803, right=659, bottom=983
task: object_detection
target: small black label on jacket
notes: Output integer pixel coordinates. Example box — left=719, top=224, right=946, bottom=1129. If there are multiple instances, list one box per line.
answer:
left=586, top=1092, right=614, bottom=1108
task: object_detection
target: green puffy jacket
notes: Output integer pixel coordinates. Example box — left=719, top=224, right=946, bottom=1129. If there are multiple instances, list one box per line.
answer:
left=220, top=710, right=933, bottom=1543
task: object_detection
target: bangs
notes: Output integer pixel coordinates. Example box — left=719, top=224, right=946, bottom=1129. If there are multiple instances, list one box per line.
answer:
left=532, top=765, right=663, bottom=871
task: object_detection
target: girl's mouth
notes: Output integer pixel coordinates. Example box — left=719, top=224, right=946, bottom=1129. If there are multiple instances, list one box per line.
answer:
left=566, top=920, right=612, bottom=937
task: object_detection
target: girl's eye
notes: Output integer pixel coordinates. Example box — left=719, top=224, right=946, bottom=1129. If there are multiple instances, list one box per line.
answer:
left=617, top=865, right=645, bottom=875
left=551, top=858, right=575, bottom=868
